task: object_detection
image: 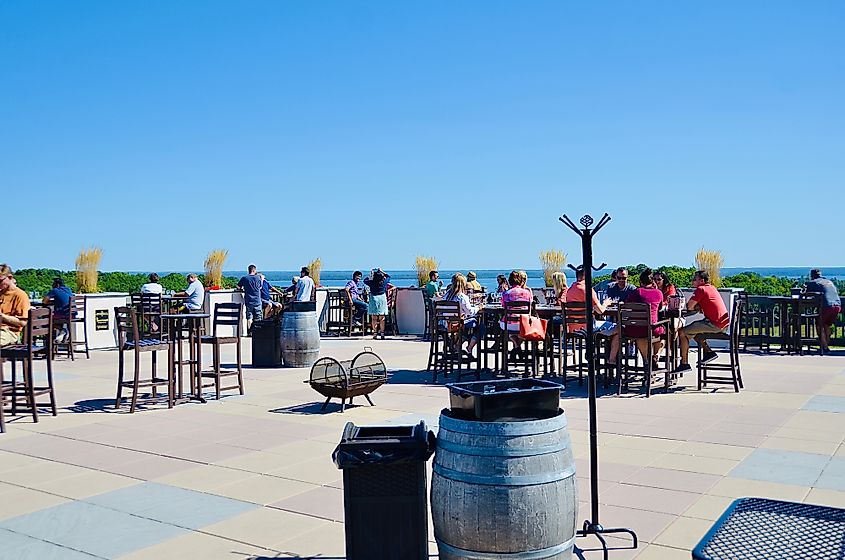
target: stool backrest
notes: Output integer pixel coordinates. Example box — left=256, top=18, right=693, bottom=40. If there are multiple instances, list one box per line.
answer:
left=619, top=302, right=653, bottom=329
left=212, top=302, right=242, bottom=337
left=114, top=306, right=139, bottom=345
left=70, top=295, right=86, bottom=321
left=26, top=307, right=52, bottom=349
left=562, top=301, right=588, bottom=330
left=503, top=299, right=531, bottom=323
left=729, top=296, right=743, bottom=346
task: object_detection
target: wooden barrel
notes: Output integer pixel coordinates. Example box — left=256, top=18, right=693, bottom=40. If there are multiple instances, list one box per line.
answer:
left=431, top=410, right=577, bottom=560
left=281, top=310, right=320, bottom=368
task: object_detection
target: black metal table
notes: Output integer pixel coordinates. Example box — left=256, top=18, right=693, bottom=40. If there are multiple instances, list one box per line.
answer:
left=693, top=497, right=845, bottom=560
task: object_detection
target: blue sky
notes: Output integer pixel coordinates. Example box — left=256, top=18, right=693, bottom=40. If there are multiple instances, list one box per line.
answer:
left=2, top=1, right=843, bottom=273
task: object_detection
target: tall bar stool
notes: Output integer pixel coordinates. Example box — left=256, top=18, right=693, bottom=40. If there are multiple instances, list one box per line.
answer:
left=1, top=307, right=56, bottom=422
left=114, top=307, right=173, bottom=412
left=695, top=297, right=744, bottom=392
left=1, top=358, right=7, bottom=433
left=791, top=293, right=824, bottom=356
left=429, top=300, right=477, bottom=382
left=200, top=302, right=245, bottom=399
left=617, top=302, right=670, bottom=397
left=501, top=299, right=536, bottom=377
left=131, top=293, right=164, bottom=340
left=68, top=295, right=90, bottom=359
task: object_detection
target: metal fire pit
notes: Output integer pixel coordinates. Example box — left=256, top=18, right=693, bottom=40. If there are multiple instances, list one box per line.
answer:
left=308, top=348, right=387, bottom=412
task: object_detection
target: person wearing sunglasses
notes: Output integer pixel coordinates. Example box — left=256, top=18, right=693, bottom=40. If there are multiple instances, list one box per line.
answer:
left=605, top=267, right=637, bottom=304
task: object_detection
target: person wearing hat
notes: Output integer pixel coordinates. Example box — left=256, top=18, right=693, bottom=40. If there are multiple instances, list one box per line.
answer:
left=804, top=268, right=841, bottom=352
left=0, top=264, right=31, bottom=347
left=466, top=271, right=483, bottom=293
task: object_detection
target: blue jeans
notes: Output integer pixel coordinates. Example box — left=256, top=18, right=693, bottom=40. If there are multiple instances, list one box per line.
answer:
left=464, top=318, right=486, bottom=341
left=352, top=299, right=368, bottom=320
left=246, top=303, right=263, bottom=321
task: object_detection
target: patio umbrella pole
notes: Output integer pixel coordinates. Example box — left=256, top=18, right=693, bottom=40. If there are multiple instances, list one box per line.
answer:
left=560, top=213, right=638, bottom=559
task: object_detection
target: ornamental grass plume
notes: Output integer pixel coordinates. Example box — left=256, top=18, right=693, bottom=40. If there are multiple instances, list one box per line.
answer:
left=539, top=249, right=567, bottom=288
left=308, top=258, right=322, bottom=287
left=75, top=247, right=102, bottom=293
left=415, top=255, right=439, bottom=287
left=695, top=247, right=724, bottom=288
left=203, top=249, right=228, bottom=288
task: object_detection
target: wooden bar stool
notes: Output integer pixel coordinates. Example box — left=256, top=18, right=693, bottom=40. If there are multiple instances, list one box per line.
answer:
left=114, top=306, right=173, bottom=412
left=200, top=302, right=245, bottom=399
left=1, top=307, right=56, bottom=422
left=695, top=298, right=744, bottom=392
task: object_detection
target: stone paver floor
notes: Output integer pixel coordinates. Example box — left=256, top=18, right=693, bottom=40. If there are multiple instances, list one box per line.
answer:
left=1, top=337, right=844, bottom=559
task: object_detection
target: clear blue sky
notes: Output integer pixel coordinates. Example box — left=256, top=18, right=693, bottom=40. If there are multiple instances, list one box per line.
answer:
left=2, top=1, right=842, bottom=273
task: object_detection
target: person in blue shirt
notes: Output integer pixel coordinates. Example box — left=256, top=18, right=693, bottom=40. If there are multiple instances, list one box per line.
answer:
left=237, top=264, right=264, bottom=328
left=44, top=277, right=74, bottom=343
left=605, top=267, right=637, bottom=303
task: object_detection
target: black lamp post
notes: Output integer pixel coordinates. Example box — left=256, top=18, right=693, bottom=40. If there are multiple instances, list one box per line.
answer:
left=559, top=213, right=638, bottom=559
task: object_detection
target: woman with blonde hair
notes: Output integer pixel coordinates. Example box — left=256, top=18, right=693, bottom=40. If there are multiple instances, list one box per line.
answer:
left=442, top=273, right=484, bottom=356
left=552, top=271, right=568, bottom=305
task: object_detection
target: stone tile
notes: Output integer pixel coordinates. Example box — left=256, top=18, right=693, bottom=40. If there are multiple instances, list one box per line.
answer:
left=682, top=495, right=734, bottom=521
left=652, top=516, right=713, bottom=550
left=117, top=531, right=270, bottom=560
left=803, top=395, right=845, bottom=413
left=668, top=441, right=752, bottom=461
left=0, top=487, right=71, bottom=520
left=729, top=448, right=829, bottom=486
left=600, top=484, right=700, bottom=516
left=0, top=500, right=187, bottom=558
left=270, top=519, right=346, bottom=557
left=770, top=426, right=845, bottom=443
left=634, top=543, right=690, bottom=559
left=816, top=456, right=845, bottom=491
left=153, top=465, right=256, bottom=493
left=0, top=528, right=100, bottom=560
left=214, top=475, right=316, bottom=505
left=626, top=467, right=720, bottom=494
left=707, top=478, right=809, bottom=501
left=269, top=485, right=344, bottom=521
left=104, top=454, right=198, bottom=480
left=267, top=456, right=342, bottom=485
left=591, top=504, right=676, bottom=543
left=34, top=471, right=140, bottom=500
left=761, top=436, right=840, bottom=456
left=657, top=454, right=739, bottom=476
left=203, top=507, right=329, bottom=550
left=214, top=450, right=301, bottom=474
left=805, top=488, right=845, bottom=509
left=85, top=482, right=257, bottom=529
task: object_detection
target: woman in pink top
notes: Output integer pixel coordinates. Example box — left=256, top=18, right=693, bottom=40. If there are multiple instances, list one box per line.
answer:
left=626, top=268, right=666, bottom=365
left=500, top=270, right=532, bottom=332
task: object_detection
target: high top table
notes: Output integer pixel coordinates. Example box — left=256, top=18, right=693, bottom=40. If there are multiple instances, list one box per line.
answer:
left=160, top=313, right=210, bottom=404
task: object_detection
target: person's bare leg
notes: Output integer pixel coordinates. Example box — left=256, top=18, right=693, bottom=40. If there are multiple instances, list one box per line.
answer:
left=635, top=339, right=649, bottom=362
left=608, top=334, right=620, bottom=363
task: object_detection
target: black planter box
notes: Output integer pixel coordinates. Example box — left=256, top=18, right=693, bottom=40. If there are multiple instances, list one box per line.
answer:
left=446, top=379, right=563, bottom=421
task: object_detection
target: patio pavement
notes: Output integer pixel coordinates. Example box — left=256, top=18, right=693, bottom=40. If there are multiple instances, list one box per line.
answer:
left=1, top=336, right=844, bottom=559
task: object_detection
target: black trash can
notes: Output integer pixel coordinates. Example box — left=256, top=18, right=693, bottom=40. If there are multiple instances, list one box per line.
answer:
left=332, top=421, right=435, bottom=560
left=251, top=319, right=282, bottom=367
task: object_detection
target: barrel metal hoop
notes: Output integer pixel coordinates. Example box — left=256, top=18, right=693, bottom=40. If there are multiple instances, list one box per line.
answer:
left=438, top=410, right=567, bottom=436
left=436, top=437, right=570, bottom=457
left=436, top=535, right=576, bottom=559
left=433, top=463, right=576, bottom=486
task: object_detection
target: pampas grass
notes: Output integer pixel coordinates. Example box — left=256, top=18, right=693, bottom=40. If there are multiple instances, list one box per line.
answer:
left=539, top=249, right=567, bottom=287
left=75, top=247, right=102, bottom=293
left=308, top=258, right=322, bottom=287
left=695, top=247, right=724, bottom=287
left=415, top=255, right=439, bottom=287
left=203, top=249, right=228, bottom=288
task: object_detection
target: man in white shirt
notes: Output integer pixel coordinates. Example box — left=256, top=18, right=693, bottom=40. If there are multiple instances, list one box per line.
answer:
left=140, top=273, right=163, bottom=294
left=174, top=273, right=204, bottom=311
left=295, top=266, right=315, bottom=302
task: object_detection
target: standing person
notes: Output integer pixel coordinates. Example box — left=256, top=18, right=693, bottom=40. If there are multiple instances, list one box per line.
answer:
left=675, top=270, right=729, bottom=372
left=141, top=273, right=164, bottom=295
left=44, top=277, right=74, bottom=343
left=466, top=271, right=483, bottom=292
left=237, top=264, right=264, bottom=328
left=174, top=274, right=205, bottom=312
left=364, top=268, right=390, bottom=339
left=425, top=270, right=442, bottom=298
left=605, top=267, right=637, bottom=303
left=804, top=268, right=842, bottom=352
left=0, top=264, right=31, bottom=347
left=294, top=267, right=315, bottom=302
left=344, top=271, right=368, bottom=325
left=259, top=273, right=284, bottom=319
left=653, top=271, right=677, bottom=306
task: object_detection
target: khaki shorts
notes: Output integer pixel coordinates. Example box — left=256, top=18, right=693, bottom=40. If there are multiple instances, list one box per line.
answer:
left=0, top=327, right=21, bottom=346
left=684, top=318, right=726, bottom=336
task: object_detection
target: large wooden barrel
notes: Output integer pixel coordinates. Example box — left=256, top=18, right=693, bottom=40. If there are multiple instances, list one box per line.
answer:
left=431, top=409, right=577, bottom=560
left=281, top=310, right=320, bottom=368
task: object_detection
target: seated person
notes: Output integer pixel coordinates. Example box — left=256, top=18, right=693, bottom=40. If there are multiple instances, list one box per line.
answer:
left=141, top=273, right=164, bottom=294
left=425, top=270, right=442, bottom=298
left=652, top=271, right=677, bottom=306
left=44, top=277, right=74, bottom=343
left=173, top=273, right=205, bottom=312
left=676, top=270, right=729, bottom=372
left=626, top=269, right=666, bottom=368
left=466, top=271, right=483, bottom=293
left=804, top=268, right=842, bottom=352
left=442, top=273, right=484, bottom=356
left=499, top=270, right=534, bottom=358
left=259, top=273, right=284, bottom=319
left=496, top=274, right=509, bottom=294
left=0, top=264, right=30, bottom=347
left=605, top=267, right=637, bottom=303
left=344, top=271, right=368, bottom=324
left=565, top=266, right=620, bottom=363
left=552, top=271, right=568, bottom=305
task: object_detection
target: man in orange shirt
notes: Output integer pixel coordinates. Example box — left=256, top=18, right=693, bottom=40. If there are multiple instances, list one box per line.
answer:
left=0, top=264, right=31, bottom=346
left=676, top=270, right=729, bottom=372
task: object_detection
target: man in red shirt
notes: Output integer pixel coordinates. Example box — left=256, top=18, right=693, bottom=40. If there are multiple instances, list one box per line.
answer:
left=676, top=270, right=729, bottom=373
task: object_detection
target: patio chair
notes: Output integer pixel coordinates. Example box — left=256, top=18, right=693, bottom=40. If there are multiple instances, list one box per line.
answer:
left=501, top=299, right=538, bottom=377
left=52, top=295, right=89, bottom=360
left=130, top=293, right=163, bottom=340
left=324, top=290, right=350, bottom=336
left=0, top=358, right=7, bottom=433
left=200, top=302, right=245, bottom=399
left=561, top=302, right=589, bottom=385
left=1, top=307, right=56, bottom=422
left=429, top=300, right=477, bottom=382
left=695, top=297, right=744, bottom=392
left=739, top=293, right=773, bottom=352
left=617, top=302, right=670, bottom=397
left=114, top=306, right=173, bottom=412
left=791, top=293, right=824, bottom=355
